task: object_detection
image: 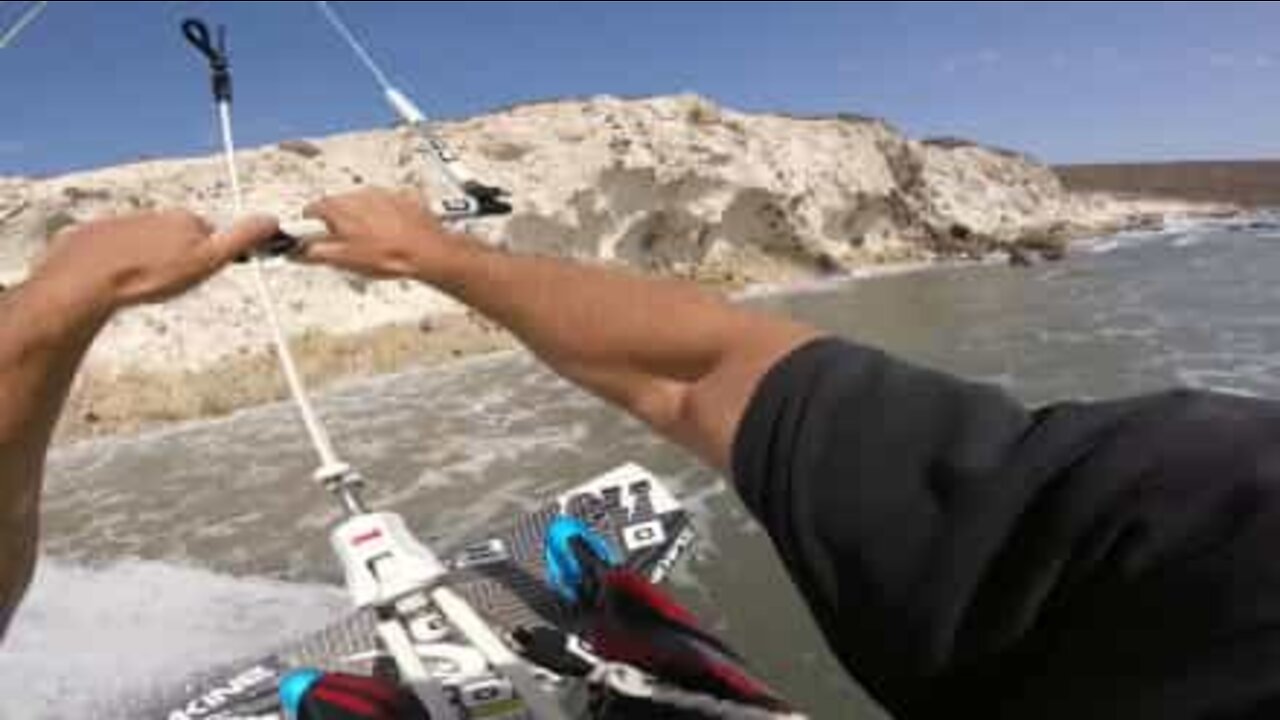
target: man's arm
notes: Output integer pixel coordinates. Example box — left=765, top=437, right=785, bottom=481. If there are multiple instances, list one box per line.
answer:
left=0, top=211, right=274, bottom=635
left=0, top=278, right=105, bottom=638
left=297, top=191, right=1280, bottom=719
left=300, top=189, right=819, bottom=471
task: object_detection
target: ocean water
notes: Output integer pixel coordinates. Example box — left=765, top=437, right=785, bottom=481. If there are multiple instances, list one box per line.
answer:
left=5, top=214, right=1280, bottom=718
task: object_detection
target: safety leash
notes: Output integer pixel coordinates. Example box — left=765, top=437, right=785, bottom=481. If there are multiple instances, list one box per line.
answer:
left=183, top=16, right=571, bottom=720
left=181, top=18, right=356, bottom=493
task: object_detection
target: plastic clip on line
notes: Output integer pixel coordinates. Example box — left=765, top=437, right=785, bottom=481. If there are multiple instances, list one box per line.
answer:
left=182, top=17, right=359, bottom=503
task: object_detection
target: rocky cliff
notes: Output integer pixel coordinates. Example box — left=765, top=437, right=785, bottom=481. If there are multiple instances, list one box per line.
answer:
left=0, top=94, right=1219, bottom=437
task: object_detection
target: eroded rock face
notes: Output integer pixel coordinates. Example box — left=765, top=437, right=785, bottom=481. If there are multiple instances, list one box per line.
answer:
left=0, top=94, right=1216, bottom=376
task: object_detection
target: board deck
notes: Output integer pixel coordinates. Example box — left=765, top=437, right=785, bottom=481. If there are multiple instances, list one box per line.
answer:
left=132, top=464, right=696, bottom=720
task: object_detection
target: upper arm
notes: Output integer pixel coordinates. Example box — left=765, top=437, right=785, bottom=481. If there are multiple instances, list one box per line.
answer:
left=652, top=315, right=820, bottom=473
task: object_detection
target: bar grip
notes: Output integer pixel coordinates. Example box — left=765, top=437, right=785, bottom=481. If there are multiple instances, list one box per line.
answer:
left=233, top=218, right=330, bottom=262
left=278, top=218, right=331, bottom=241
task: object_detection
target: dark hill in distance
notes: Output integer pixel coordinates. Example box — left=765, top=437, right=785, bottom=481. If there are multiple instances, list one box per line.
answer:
left=1056, top=160, right=1280, bottom=207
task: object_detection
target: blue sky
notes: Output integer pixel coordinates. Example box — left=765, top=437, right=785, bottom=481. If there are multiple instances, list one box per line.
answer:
left=2, top=1, right=1279, bottom=176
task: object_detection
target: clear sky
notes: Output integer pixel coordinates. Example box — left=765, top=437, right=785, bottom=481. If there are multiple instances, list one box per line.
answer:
left=3, top=1, right=1279, bottom=177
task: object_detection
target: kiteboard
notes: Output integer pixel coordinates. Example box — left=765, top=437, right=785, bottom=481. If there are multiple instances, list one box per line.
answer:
left=132, top=464, right=696, bottom=720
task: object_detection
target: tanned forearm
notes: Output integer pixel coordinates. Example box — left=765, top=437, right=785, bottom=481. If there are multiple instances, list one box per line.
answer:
left=0, top=277, right=109, bottom=632
left=0, top=211, right=274, bottom=640
left=302, top=188, right=820, bottom=472
left=421, top=238, right=819, bottom=469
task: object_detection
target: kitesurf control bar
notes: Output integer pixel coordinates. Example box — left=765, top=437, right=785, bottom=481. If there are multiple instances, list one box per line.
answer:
left=254, top=1, right=514, bottom=253
left=254, top=1, right=514, bottom=254
left=313, top=0, right=511, bottom=221
left=214, top=0, right=514, bottom=255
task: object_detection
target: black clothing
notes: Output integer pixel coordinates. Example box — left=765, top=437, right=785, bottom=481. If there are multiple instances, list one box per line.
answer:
left=734, top=338, right=1280, bottom=719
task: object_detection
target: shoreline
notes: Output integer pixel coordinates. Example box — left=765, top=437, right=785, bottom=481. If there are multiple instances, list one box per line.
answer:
left=52, top=208, right=1241, bottom=447
left=52, top=254, right=956, bottom=445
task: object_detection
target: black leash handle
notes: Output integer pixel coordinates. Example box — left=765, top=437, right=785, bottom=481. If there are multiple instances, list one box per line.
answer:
left=183, top=15, right=287, bottom=261
left=182, top=18, right=232, bottom=103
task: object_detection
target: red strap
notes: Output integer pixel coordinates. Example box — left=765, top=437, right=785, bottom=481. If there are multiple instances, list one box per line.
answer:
left=302, top=673, right=427, bottom=720
left=310, top=686, right=387, bottom=718
left=319, top=673, right=403, bottom=705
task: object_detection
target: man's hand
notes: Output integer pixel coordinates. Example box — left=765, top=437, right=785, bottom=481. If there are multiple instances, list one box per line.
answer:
left=31, top=210, right=278, bottom=317
left=298, top=188, right=471, bottom=281
left=0, top=208, right=277, bottom=638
